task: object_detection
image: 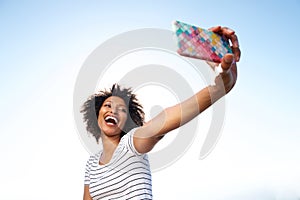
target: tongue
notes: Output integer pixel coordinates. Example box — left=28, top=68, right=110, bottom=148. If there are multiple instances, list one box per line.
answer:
left=106, top=119, right=116, bottom=125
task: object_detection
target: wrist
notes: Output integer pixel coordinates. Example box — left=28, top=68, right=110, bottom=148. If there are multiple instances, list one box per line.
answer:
left=207, top=85, right=226, bottom=103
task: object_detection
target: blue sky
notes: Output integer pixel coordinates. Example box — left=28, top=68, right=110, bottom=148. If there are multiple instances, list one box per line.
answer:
left=1, top=1, right=299, bottom=199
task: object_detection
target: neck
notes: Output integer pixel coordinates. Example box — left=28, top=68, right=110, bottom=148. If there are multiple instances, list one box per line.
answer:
left=100, top=134, right=120, bottom=165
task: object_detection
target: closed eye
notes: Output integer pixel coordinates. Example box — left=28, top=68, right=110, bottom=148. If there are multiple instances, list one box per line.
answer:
left=119, top=108, right=127, bottom=113
left=104, top=103, right=111, bottom=108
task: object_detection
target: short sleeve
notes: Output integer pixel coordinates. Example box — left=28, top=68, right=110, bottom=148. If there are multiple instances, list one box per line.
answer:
left=125, top=128, right=144, bottom=156
left=84, top=157, right=92, bottom=185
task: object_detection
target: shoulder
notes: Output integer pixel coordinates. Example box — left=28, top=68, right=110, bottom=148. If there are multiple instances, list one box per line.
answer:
left=122, top=128, right=144, bottom=156
left=85, top=152, right=101, bottom=167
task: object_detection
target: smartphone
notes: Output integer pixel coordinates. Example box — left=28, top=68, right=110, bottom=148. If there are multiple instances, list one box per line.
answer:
left=172, top=20, right=232, bottom=63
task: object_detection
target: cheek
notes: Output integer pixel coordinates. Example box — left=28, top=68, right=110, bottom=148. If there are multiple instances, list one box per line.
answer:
left=97, top=117, right=104, bottom=129
left=121, top=114, right=128, bottom=126
left=98, top=107, right=106, bottom=121
left=97, top=110, right=106, bottom=126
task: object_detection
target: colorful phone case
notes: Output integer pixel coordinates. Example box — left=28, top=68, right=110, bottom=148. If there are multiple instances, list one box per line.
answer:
left=172, top=20, right=232, bottom=63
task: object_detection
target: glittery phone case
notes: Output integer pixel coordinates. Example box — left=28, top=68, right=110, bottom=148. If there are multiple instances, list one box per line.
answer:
left=172, top=20, right=232, bottom=63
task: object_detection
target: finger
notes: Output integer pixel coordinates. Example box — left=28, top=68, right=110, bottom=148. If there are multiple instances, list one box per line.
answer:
left=231, top=61, right=237, bottom=80
left=221, top=54, right=234, bottom=72
left=210, top=26, right=241, bottom=62
left=208, top=26, right=221, bottom=33
left=232, top=46, right=241, bottom=62
left=230, top=34, right=239, bottom=48
left=220, top=27, right=235, bottom=36
left=219, top=27, right=236, bottom=45
left=223, top=31, right=240, bottom=62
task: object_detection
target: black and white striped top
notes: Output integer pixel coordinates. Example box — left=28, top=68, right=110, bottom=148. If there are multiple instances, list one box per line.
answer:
left=84, top=128, right=152, bottom=200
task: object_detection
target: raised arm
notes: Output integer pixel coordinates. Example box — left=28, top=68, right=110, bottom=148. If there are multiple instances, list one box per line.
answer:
left=133, top=26, right=241, bottom=154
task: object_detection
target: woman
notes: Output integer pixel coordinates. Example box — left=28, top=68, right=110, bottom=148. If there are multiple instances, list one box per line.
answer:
left=81, top=26, right=241, bottom=200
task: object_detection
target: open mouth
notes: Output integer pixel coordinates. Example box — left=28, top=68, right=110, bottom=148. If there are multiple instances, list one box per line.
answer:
left=104, top=116, right=119, bottom=126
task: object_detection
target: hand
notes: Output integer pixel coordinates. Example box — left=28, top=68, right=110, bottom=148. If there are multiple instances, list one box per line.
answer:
left=209, top=26, right=241, bottom=94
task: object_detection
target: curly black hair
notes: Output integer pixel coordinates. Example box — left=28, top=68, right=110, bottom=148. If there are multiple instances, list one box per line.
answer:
left=80, top=84, right=145, bottom=143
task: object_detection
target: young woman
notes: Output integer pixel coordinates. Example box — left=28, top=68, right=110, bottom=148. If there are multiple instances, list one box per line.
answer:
left=81, top=26, right=241, bottom=200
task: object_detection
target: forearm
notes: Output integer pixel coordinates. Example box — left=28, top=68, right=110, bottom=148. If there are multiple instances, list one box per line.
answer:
left=147, top=85, right=224, bottom=136
left=178, top=85, right=224, bottom=125
left=133, top=85, right=225, bottom=153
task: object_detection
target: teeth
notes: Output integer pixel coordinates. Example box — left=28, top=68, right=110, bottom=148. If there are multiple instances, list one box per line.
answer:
left=105, top=116, right=118, bottom=124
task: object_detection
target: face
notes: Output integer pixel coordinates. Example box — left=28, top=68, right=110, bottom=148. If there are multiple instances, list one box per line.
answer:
left=98, top=96, right=128, bottom=137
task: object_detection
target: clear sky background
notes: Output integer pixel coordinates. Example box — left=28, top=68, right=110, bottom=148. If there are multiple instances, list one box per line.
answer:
left=1, top=1, right=300, bottom=199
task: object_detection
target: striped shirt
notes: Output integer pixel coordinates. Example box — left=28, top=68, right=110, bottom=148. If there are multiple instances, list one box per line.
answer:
left=84, top=128, right=152, bottom=199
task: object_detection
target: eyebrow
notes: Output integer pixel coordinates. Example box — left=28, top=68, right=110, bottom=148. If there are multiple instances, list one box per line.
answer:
left=105, top=100, right=127, bottom=107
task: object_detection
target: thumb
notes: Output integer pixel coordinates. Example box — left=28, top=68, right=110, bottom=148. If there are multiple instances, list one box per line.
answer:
left=221, top=54, right=234, bottom=72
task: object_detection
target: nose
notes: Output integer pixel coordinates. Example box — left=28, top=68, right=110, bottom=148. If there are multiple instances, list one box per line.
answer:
left=111, top=106, right=118, bottom=115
